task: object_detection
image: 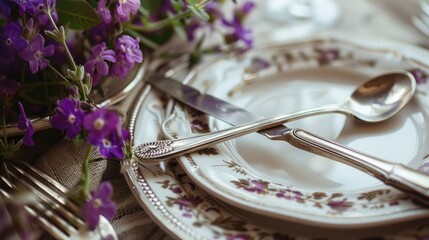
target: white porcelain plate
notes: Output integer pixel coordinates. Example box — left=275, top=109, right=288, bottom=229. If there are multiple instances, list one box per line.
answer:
left=161, top=37, right=429, bottom=228
left=125, top=36, right=429, bottom=239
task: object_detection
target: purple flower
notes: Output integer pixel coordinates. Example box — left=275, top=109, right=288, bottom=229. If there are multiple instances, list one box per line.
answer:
left=82, top=182, right=116, bottom=230
left=110, top=35, right=142, bottom=80
left=0, top=78, right=20, bottom=102
left=173, top=195, right=203, bottom=211
left=114, top=0, right=140, bottom=22
left=26, top=0, right=58, bottom=26
left=50, top=98, right=84, bottom=139
left=222, top=16, right=253, bottom=47
left=316, top=48, right=339, bottom=66
left=95, top=129, right=129, bottom=159
left=240, top=1, right=256, bottom=16
left=221, top=1, right=254, bottom=48
left=205, top=2, right=222, bottom=21
left=243, top=179, right=268, bottom=194
left=97, top=0, right=112, bottom=24
left=83, top=108, right=121, bottom=145
left=114, top=35, right=142, bottom=64
left=186, top=21, right=202, bottom=41
left=84, top=42, right=116, bottom=86
left=170, top=187, right=182, bottom=194
left=0, top=23, right=27, bottom=64
left=327, top=198, right=353, bottom=211
left=227, top=234, right=251, bottom=240
left=408, top=68, right=428, bottom=84
left=20, top=34, right=55, bottom=74
left=17, top=102, right=35, bottom=146
left=275, top=189, right=303, bottom=201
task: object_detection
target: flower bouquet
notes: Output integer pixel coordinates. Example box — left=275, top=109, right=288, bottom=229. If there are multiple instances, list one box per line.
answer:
left=0, top=0, right=254, bottom=238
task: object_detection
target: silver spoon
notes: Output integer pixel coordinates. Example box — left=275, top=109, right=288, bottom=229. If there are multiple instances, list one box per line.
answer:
left=135, top=71, right=416, bottom=162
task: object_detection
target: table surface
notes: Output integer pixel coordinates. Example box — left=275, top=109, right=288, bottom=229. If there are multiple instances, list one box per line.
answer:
left=31, top=0, right=429, bottom=239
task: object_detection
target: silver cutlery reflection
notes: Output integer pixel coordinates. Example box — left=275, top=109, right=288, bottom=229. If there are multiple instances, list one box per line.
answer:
left=0, top=161, right=117, bottom=239
left=135, top=71, right=415, bottom=161
left=134, top=71, right=429, bottom=205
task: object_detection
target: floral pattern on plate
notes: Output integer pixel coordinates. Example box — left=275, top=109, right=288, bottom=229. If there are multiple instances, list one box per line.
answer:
left=125, top=36, right=429, bottom=239
left=162, top=37, right=429, bottom=226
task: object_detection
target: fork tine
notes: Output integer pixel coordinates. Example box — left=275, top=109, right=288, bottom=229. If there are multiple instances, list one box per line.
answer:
left=13, top=161, right=69, bottom=195
left=5, top=167, right=85, bottom=228
left=0, top=178, right=70, bottom=239
left=7, top=163, right=83, bottom=218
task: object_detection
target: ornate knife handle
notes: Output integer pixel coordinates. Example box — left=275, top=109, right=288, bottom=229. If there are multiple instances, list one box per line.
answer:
left=272, top=128, right=429, bottom=205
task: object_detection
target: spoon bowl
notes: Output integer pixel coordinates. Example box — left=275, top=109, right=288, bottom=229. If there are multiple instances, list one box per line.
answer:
left=345, top=71, right=416, bottom=122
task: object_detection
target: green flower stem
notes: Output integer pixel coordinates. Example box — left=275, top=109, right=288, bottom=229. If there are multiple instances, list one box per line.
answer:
left=80, top=145, right=94, bottom=199
left=123, top=28, right=159, bottom=50
left=48, top=64, right=73, bottom=86
left=127, top=0, right=210, bottom=32
left=45, top=10, right=77, bottom=71
left=45, top=8, right=89, bottom=102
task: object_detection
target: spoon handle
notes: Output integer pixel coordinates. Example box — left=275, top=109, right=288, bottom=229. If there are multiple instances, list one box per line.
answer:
left=277, top=128, right=429, bottom=205
left=134, top=104, right=345, bottom=162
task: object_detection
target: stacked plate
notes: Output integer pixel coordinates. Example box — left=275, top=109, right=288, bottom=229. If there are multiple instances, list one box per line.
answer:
left=124, top=36, right=429, bottom=239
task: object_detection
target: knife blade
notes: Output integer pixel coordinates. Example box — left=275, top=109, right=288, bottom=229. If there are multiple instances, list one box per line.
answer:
left=136, top=72, right=429, bottom=205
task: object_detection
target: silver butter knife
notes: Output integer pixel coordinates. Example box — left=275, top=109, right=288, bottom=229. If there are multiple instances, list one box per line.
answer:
left=134, top=73, right=429, bottom=205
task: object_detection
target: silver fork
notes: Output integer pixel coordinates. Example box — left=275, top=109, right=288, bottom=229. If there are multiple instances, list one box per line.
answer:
left=0, top=161, right=117, bottom=240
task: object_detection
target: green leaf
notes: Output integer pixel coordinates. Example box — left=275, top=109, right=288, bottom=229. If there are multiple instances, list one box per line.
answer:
left=188, top=4, right=209, bottom=22
left=56, top=0, right=100, bottom=30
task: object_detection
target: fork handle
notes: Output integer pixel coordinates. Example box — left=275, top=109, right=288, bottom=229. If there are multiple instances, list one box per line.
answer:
left=276, top=128, right=429, bottom=205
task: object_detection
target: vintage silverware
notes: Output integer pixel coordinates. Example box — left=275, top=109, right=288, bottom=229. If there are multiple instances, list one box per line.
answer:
left=134, top=71, right=429, bottom=205
left=0, top=161, right=117, bottom=239
left=135, top=71, right=415, bottom=162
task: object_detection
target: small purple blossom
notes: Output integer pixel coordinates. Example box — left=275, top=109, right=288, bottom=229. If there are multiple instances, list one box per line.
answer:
left=26, top=0, right=58, bottom=26
left=240, top=1, right=256, bottom=16
left=205, top=2, right=223, bottom=21
left=88, top=23, right=109, bottom=45
left=408, top=68, right=428, bottom=84
left=327, top=198, right=353, bottom=211
left=222, top=16, right=253, bottom=47
left=186, top=21, right=202, bottom=41
left=173, top=195, right=203, bottom=212
left=114, top=0, right=140, bottom=22
left=242, top=179, right=268, bottom=194
left=0, top=78, right=20, bottom=102
left=227, top=234, right=251, bottom=240
left=275, top=189, right=303, bottom=201
left=95, top=129, right=129, bottom=159
left=110, top=35, right=142, bottom=80
left=97, top=0, right=112, bottom=24
left=84, top=42, right=116, bottom=85
left=82, top=182, right=116, bottom=230
left=17, top=102, right=35, bottom=146
left=0, top=23, right=27, bottom=64
left=221, top=1, right=255, bottom=47
left=50, top=98, right=84, bottom=139
left=170, top=187, right=182, bottom=194
left=20, top=34, right=55, bottom=74
left=83, top=108, right=121, bottom=145
left=316, top=48, right=340, bottom=66
left=114, top=35, right=142, bottom=64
